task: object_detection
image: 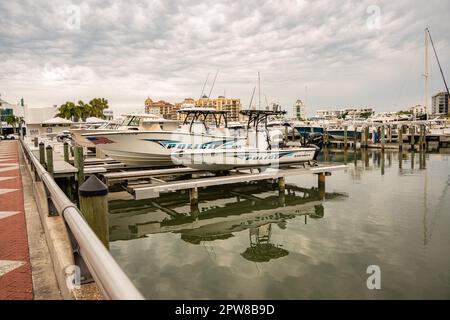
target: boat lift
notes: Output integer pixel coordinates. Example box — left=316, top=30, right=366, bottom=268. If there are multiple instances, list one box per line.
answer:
left=99, top=162, right=347, bottom=202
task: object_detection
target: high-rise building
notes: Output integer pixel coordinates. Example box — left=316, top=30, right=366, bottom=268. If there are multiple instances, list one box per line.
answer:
left=293, top=99, right=306, bottom=120
left=432, top=91, right=449, bottom=115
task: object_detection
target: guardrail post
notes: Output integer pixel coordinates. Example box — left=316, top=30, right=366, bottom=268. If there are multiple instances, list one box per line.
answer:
left=63, top=142, right=70, bottom=163
left=74, top=146, right=85, bottom=187
left=78, top=175, right=109, bottom=248
left=39, top=142, right=45, bottom=166
left=46, top=145, right=54, bottom=176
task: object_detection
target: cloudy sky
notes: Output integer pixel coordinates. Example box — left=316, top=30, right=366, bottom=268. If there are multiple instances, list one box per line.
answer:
left=1, top=0, right=449, bottom=116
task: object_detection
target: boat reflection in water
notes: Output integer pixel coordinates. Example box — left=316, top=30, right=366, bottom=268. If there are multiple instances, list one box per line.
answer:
left=109, top=181, right=347, bottom=260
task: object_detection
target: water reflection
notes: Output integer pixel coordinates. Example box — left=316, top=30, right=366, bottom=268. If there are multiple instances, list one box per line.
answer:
left=109, top=181, right=347, bottom=245
left=317, top=148, right=430, bottom=178
left=108, top=149, right=450, bottom=299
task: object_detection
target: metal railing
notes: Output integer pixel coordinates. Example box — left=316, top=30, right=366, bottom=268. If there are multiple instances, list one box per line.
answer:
left=20, top=139, right=144, bottom=300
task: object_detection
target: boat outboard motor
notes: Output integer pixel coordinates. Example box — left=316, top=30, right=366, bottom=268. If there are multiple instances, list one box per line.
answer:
left=306, top=132, right=324, bottom=160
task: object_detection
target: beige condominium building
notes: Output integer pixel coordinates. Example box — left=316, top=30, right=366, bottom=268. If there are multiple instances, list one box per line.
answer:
left=196, top=96, right=242, bottom=121
left=145, top=96, right=242, bottom=121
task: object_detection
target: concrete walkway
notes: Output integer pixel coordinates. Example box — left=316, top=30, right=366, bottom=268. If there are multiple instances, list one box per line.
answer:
left=0, top=140, right=33, bottom=299
left=0, top=140, right=61, bottom=300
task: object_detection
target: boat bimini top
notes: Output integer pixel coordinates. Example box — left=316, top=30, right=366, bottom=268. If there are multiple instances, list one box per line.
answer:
left=179, top=107, right=229, bottom=132
left=240, top=109, right=287, bottom=131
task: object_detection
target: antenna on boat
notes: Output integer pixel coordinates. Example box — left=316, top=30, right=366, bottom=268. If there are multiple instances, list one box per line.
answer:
left=200, top=73, right=210, bottom=99
left=208, top=69, right=219, bottom=98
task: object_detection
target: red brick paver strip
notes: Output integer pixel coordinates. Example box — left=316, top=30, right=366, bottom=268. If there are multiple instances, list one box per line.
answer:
left=0, top=141, right=33, bottom=299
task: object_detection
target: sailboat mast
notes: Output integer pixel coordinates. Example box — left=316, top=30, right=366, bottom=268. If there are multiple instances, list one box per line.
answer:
left=424, top=29, right=429, bottom=114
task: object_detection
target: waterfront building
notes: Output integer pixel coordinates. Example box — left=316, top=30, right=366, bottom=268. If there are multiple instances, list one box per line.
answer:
left=144, top=97, right=174, bottom=119
left=432, top=91, right=449, bottom=115
left=315, top=107, right=374, bottom=120
left=0, top=95, right=26, bottom=135
left=293, top=99, right=306, bottom=120
left=409, top=104, right=427, bottom=117
left=196, top=96, right=242, bottom=121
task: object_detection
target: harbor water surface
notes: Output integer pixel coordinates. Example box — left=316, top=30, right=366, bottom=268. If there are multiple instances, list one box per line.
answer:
left=108, top=149, right=450, bottom=299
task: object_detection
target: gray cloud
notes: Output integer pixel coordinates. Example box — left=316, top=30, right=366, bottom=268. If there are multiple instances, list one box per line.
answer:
left=1, top=0, right=449, bottom=116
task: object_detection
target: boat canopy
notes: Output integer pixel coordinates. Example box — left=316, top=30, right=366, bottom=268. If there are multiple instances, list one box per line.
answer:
left=240, top=109, right=287, bottom=131
left=179, top=107, right=229, bottom=131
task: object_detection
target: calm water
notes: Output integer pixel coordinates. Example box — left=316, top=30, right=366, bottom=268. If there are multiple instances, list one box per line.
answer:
left=108, top=149, right=450, bottom=299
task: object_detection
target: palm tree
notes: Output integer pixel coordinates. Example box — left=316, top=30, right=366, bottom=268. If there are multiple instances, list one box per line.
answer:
left=89, top=98, right=109, bottom=119
left=5, top=114, right=18, bottom=133
left=57, top=101, right=81, bottom=122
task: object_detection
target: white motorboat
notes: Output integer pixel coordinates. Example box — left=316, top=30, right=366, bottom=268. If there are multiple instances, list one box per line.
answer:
left=83, top=108, right=246, bottom=167
left=70, top=113, right=166, bottom=148
left=171, top=110, right=319, bottom=171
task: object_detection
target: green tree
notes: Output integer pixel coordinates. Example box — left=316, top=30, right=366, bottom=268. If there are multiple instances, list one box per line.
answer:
left=89, top=98, right=109, bottom=119
left=5, top=114, right=18, bottom=130
left=77, top=100, right=92, bottom=121
left=57, top=98, right=109, bottom=122
left=57, top=101, right=81, bottom=122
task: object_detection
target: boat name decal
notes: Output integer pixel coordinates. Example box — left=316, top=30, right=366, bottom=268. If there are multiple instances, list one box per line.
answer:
left=142, top=139, right=238, bottom=149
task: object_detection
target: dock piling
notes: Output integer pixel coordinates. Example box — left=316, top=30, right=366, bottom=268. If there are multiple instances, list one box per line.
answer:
left=381, top=125, right=385, bottom=151
left=74, top=146, right=85, bottom=187
left=45, top=145, right=54, bottom=176
left=343, top=125, right=348, bottom=149
left=410, top=125, right=415, bottom=151
left=399, top=125, right=403, bottom=151
left=39, top=142, right=45, bottom=166
left=189, top=187, right=199, bottom=207
left=63, top=142, right=69, bottom=163
left=78, top=175, right=109, bottom=249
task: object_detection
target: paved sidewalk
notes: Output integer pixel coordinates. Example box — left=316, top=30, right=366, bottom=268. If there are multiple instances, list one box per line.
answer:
left=0, top=140, right=33, bottom=299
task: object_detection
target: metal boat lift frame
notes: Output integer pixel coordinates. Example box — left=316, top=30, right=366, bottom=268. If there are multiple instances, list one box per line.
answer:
left=101, top=162, right=347, bottom=201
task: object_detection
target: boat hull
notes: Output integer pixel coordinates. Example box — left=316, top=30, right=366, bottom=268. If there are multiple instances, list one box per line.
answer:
left=171, top=148, right=317, bottom=170
left=83, top=131, right=245, bottom=167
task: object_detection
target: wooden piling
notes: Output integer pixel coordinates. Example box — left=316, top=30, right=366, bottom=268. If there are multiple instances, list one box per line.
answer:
left=278, top=177, right=286, bottom=193
left=398, top=125, right=403, bottom=151
left=419, top=124, right=425, bottom=151
left=45, top=145, right=54, bottom=176
left=353, top=127, right=357, bottom=149
left=39, top=142, right=45, bottom=166
left=410, top=125, right=415, bottom=151
left=343, top=125, right=348, bottom=149
left=381, top=125, right=385, bottom=151
left=317, top=172, right=325, bottom=199
left=189, top=187, right=199, bottom=207
left=74, top=145, right=85, bottom=187
left=364, top=126, right=369, bottom=148
left=78, top=175, right=109, bottom=248
left=63, top=142, right=69, bottom=163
